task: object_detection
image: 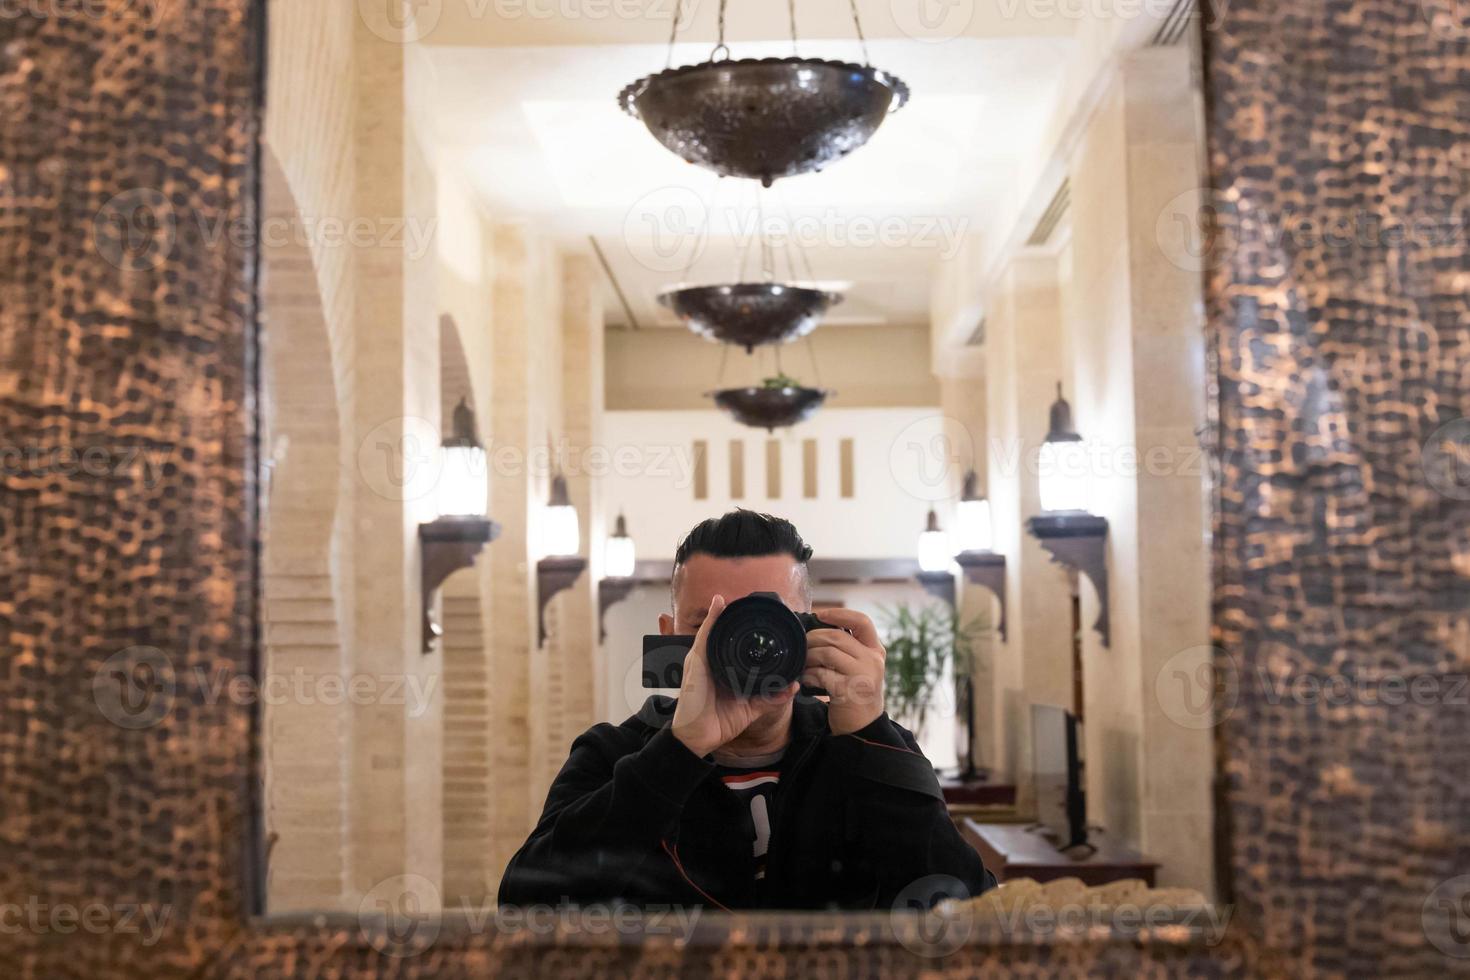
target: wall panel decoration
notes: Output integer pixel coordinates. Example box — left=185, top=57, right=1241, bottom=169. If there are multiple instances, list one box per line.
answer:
left=0, top=0, right=1466, bottom=978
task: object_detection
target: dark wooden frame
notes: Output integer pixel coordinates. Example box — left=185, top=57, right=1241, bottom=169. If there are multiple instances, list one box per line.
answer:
left=1, top=0, right=1467, bottom=976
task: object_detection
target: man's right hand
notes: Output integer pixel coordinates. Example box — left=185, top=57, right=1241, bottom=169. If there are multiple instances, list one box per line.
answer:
left=670, top=594, right=798, bottom=758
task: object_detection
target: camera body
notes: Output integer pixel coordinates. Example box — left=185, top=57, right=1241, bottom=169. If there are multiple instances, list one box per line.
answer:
left=642, top=591, right=835, bottom=697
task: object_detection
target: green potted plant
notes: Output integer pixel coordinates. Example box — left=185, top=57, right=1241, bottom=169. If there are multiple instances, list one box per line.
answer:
left=878, top=603, right=985, bottom=773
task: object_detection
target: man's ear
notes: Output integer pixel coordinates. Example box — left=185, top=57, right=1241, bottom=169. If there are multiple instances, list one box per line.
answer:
left=658, top=612, right=675, bottom=636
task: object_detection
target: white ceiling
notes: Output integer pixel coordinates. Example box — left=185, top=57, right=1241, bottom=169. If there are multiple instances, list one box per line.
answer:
left=419, top=18, right=1075, bottom=330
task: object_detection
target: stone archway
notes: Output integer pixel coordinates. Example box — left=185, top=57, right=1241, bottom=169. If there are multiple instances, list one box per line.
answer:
left=437, top=313, right=495, bottom=907
left=259, top=146, right=350, bottom=912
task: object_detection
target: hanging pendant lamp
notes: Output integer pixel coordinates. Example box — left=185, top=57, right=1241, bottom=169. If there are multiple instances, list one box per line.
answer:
left=658, top=282, right=842, bottom=353
left=619, top=0, right=908, bottom=187
left=708, top=377, right=831, bottom=433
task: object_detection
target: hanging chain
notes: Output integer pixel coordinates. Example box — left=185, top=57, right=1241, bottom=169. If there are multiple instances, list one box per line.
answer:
left=681, top=169, right=717, bottom=284
left=665, top=0, right=684, bottom=68
left=775, top=182, right=818, bottom=284
left=717, top=338, right=731, bottom=385
left=805, top=333, right=822, bottom=387
left=756, top=190, right=775, bottom=282
left=711, top=0, right=730, bottom=60
left=735, top=182, right=755, bottom=281
left=847, top=0, right=870, bottom=65
left=788, top=0, right=799, bottom=54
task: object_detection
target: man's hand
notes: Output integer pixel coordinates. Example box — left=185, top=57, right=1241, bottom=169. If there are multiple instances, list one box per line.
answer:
left=803, top=608, right=886, bottom=735
left=670, top=595, right=799, bottom=758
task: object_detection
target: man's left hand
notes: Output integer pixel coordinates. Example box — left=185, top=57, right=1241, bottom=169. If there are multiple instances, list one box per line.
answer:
left=803, top=608, right=886, bottom=736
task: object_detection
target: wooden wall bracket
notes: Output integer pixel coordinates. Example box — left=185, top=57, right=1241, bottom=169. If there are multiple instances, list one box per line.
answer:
left=1026, top=512, right=1109, bottom=647
left=420, top=517, right=500, bottom=654
left=537, top=556, right=588, bottom=647
left=955, top=550, right=1008, bottom=642
left=915, top=570, right=957, bottom=607
left=597, top=577, right=637, bottom=644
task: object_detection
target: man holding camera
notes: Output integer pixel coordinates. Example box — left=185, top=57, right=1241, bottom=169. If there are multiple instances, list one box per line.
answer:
left=498, top=510, right=997, bottom=910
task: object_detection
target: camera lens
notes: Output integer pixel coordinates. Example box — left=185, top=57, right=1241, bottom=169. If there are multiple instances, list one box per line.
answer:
left=734, top=628, right=784, bottom=666
left=707, top=593, right=807, bottom=697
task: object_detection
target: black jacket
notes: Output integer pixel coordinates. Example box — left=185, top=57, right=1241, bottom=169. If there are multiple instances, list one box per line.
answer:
left=498, top=694, right=997, bottom=910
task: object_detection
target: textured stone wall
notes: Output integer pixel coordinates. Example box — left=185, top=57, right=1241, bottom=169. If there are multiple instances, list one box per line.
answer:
left=1202, top=0, right=1470, bottom=973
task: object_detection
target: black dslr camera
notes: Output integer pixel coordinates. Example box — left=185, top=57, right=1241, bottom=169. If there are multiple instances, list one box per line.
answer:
left=642, top=592, right=836, bottom=698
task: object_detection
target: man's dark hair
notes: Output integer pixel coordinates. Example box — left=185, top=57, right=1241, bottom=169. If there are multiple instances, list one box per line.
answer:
left=674, top=509, right=814, bottom=567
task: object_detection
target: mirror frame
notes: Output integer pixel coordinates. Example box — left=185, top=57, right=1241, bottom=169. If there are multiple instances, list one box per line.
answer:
left=1, top=0, right=1466, bottom=975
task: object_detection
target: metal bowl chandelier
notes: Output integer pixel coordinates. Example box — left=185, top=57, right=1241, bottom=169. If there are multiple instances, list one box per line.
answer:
left=658, top=282, right=842, bottom=353
left=709, top=383, right=831, bottom=432
left=619, top=0, right=908, bottom=187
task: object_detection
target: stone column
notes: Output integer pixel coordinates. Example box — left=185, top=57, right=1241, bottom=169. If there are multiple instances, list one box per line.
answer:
left=938, top=371, right=996, bottom=772
left=1064, top=46, right=1211, bottom=892
left=343, top=22, right=447, bottom=907
left=485, top=223, right=538, bottom=883
left=984, top=254, right=1075, bottom=800
left=548, top=254, right=603, bottom=752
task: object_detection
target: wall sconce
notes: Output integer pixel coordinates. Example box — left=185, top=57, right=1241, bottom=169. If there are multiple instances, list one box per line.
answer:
left=542, top=469, right=581, bottom=558
left=420, top=397, right=499, bottom=654
left=953, top=471, right=1007, bottom=641
left=915, top=508, right=957, bottom=606
left=917, top=507, right=951, bottom=574
left=596, top=512, right=638, bottom=644
left=1037, top=382, right=1091, bottom=514
left=1027, top=382, right=1110, bottom=647
left=605, top=512, right=636, bottom=579
left=955, top=469, right=993, bottom=553
left=536, top=459, right=586, bottom=647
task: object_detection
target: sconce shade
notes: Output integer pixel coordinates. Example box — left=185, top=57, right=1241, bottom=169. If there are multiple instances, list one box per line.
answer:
left=917, top=508, right=951, bottom=573
left=1039, top=383, right=1090, bottom=513
left=436, top=397, right=488, bottom=519
left=955, top=469, right=993, bottom=553
left=543, top=473, right=581, bottom=557
left=605, top=512, right=636, bottom=579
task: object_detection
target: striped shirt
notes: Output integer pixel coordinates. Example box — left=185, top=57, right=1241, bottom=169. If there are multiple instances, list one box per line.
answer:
left=712, top=748, right=786, bottom=881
